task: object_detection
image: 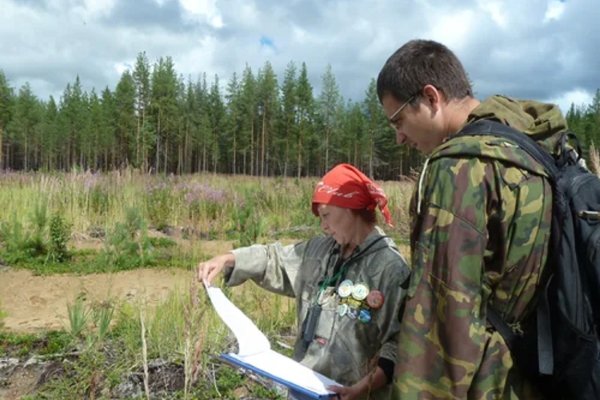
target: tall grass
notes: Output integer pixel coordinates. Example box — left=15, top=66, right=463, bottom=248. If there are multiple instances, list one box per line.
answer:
left=0, top=170, right=414, bottom=245
left=1, top=169, right=415, bottom=398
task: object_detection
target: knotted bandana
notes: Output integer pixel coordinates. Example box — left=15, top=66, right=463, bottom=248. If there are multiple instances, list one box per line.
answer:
left=312, top=163, right=393, bottom=226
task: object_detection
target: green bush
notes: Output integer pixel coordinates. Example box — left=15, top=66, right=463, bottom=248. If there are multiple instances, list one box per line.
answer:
left=98, top=207, right=155, bottom=271
left=48, top=213, right=71, bottom=263
left=0, top=206, right=72, bottom=266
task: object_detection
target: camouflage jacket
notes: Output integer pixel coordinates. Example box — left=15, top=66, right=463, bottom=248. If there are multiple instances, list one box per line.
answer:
left=395, top=96, right=562, bottom=399
left=227, top=227, right=410, bottom=399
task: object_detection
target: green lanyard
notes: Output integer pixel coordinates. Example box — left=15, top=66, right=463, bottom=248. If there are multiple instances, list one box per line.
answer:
left=317, top=235, right=388, bottom=295
left=318, top=254, right=348, bottom=292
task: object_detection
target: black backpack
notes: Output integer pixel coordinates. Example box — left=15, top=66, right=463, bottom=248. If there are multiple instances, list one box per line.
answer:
left=457, top=119, right=600, bottom=399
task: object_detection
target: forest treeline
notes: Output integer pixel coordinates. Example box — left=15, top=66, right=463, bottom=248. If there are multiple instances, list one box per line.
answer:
left=0, top=52, right=599, bottom=180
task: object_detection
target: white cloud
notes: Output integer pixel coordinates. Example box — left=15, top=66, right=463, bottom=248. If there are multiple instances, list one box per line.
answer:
left=179, top=0, right=223, bottom=28
left=81, top=0, right=117, bottom=18
left=0, top=0, right=598, bottom=112
left=176, top=35, right=220, bottom=80
left=477, top=0, right=508, bottom=28
left=544, top=0, right=566, bottom=22
left=548, top=88, right=594, bottom=114
left=425, top=7, right=477, bottom=52
left=113, top=61, right=130, bottom=77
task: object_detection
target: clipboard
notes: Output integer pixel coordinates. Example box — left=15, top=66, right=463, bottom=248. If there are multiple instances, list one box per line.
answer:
left=220, top=353, right=337, bottom=399
left=203, top=282, right=341, bottom=399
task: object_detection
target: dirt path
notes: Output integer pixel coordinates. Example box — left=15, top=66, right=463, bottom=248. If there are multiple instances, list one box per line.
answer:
left=0, top=266, right=195, bottom=333
left=0, top=266, right=196, bottom=400
left=0, top=238, right=236, bottom=334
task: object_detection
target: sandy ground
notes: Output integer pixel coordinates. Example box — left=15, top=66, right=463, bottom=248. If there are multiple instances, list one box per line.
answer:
left=0, top=238, right=408, bottom=334
left=0, top=239, right=236, bottom=333
left=0, top=266, right=194, bottom=333
left=0, top=265, right=195, bottom=400
left=0, top=239, right=238, bottom=399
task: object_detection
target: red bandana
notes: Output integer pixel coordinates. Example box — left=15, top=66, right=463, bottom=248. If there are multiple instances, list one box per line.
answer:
left=311, top=163, right=393, bottom=226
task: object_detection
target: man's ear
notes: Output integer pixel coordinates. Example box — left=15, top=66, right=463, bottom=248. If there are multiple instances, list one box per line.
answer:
left=421, top=84, right=444, bottom=111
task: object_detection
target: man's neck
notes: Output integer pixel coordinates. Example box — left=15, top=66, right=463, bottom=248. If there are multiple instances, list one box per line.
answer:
left=446, top=97, right=481, bottom=134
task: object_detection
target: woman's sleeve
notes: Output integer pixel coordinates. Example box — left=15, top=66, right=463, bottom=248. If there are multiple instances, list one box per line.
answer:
left=225, top=241, right=309, bottom=297
left=375, top=254, right=410, bottom=366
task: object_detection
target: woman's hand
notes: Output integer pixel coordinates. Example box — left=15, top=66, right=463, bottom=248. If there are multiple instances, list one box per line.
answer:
left=197, top=253, right=235, bottom=284
left=327, top=384, right=363, bottom=400
left=327, top=365, right=388, bottom=400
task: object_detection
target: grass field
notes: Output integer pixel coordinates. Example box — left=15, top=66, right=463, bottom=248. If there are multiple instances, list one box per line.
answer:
left=0, top=170, right=415, bottom=399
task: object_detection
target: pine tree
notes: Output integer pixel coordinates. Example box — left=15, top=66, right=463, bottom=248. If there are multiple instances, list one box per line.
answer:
left=133, top=52, right=152, bottom=169
left=99, top=87, right=117, bottom=169
left=276, top=62, right=297, bottom=176
left=362, top=79, right=407, bottom=178
left=317, top=64, right=343, bottom=174
left=60, top=76, right=87, bottom=169
left=150, top=56, right=179, bottom=173
left=207, top=75, right=225, bottom=173
left=256, top=61, right=279, bottom=176
left=114, top=70, right=137, bottom=167
left=295, top=62, right=315, bottom=178
left=8, top=83, right=42, bottom=170
left=180, top=76, right=198, bottom=174
left=40, top=96, right=59, bottom=170
left=0, top=71, right=14, bottom=169
left=193, top=74, right=211, bottom=173
left=225, top=72, right=243, bottom=174
left=341, top=100, right=367, bottom=167
left=239, top=65, right=257, bottom=175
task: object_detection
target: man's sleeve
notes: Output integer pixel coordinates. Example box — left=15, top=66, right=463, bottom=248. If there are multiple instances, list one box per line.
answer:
left=395, top=156, right=493, bottom=398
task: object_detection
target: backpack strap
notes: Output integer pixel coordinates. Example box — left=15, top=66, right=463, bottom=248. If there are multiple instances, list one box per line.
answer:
left=456, top=118, right=557, bottom=376
left=486, top=306, right=519, bottom=348
left=457, top=119, right=559, bottom=177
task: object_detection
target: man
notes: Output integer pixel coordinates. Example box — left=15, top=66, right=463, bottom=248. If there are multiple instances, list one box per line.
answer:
left=377, top=39, right=564, bottom=398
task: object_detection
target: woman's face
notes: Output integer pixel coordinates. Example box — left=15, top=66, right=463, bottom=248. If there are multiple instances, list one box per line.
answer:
left=317, top=204, right=357, bottom=246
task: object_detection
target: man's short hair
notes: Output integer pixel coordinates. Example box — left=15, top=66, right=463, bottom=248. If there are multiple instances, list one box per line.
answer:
left=377, top=39, right=473, bottom=104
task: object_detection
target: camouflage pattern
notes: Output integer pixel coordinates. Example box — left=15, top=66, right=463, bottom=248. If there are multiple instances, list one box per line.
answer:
left=395, top=96, right=563, bottom=399
left=227, top=227, right=410, bottom=399
left=467, top=94, right=567, bottom=156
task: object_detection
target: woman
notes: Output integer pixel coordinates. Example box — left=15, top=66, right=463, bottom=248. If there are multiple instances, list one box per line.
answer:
left=198, top=163, right=410, bottom=400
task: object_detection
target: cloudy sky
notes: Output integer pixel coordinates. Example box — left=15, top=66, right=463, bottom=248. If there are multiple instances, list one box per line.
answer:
left=1, top=0, right=598, bottom=113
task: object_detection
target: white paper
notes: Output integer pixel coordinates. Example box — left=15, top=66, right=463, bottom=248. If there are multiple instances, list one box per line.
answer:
left=204, top=282, right=340, bottom=395
left=204, top=283, right=270, bottom=356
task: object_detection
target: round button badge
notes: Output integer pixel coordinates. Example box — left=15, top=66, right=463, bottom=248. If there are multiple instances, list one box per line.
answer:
left=347, top=307, right=359, bottom=319
left=345, top=297, right=362, bottom=309
left=366, top=290, right=385, bottom=310
left=337, top=279, right=354, bottom=298
left=358, top=309, right=372, bottom=324
left=337, top=303, right=348, bottom=317
left=351, top=283, right=369, bottom=301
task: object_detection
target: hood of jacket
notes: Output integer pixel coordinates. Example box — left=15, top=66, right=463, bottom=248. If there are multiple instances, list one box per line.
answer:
left=427, top=95, right=568, bottom=177
left=466, top=94, right=568, bottom=156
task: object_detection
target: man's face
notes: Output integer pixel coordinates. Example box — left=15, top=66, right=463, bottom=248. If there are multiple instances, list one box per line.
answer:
left=381, top=93, right=441, bottom=154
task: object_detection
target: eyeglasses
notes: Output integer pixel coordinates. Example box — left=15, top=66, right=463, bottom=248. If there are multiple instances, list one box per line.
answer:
left=388, top=95, right=416, bottom=130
